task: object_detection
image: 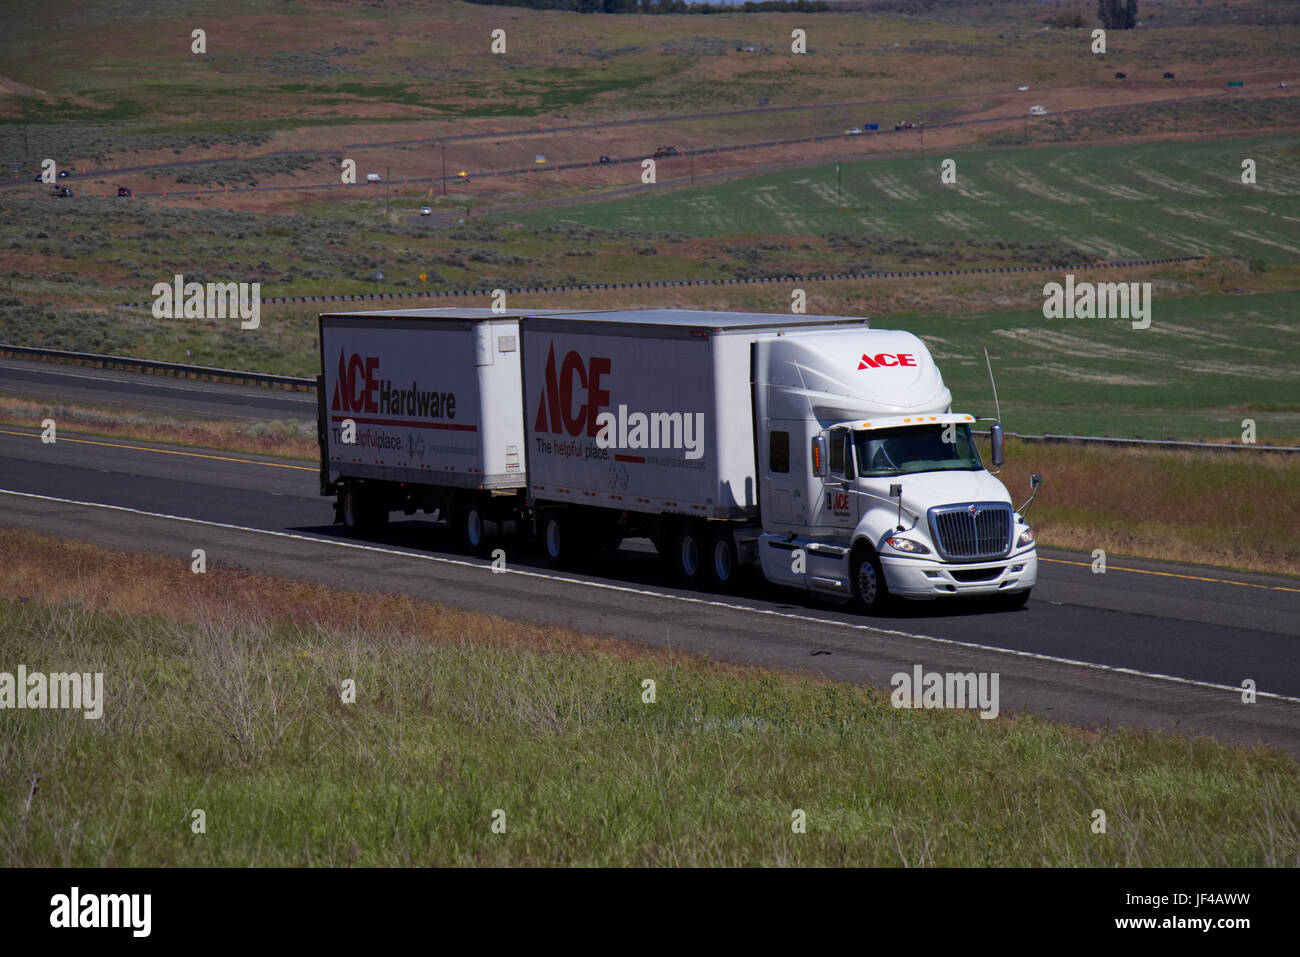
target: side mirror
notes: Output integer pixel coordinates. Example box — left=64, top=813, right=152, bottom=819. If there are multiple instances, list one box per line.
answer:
left=989, top=423, right=1005, bottom=468
left=1018, top=472, right=1043, bottom=517
left=812, top=435, right=829, bottom=478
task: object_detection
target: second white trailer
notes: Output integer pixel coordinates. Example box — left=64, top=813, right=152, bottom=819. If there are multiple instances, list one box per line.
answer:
left=519, top=309, right=871, bottom=562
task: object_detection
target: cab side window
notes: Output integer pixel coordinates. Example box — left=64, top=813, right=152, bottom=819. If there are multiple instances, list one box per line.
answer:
left=770, top=430, right=790, bottom=474
left=830, top=429, right=854, bottom=479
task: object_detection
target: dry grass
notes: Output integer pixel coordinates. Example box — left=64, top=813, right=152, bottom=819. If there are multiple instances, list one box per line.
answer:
left=0, top=396, right=317, bottom=460
left=1001, top=438, right=1300, bottom=576
left=0, top=527, right=708, bottom=670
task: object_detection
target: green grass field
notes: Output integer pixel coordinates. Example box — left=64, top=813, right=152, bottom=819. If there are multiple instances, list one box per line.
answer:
left=512, top=135, right=1300, bottom=263
left=907, top=289, right=1300, bottom=442
left=3, top=532, right=1297, bottom=867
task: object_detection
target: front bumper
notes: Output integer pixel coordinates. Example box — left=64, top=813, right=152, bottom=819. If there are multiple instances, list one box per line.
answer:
left=880, top=549, right=1037, bottom=599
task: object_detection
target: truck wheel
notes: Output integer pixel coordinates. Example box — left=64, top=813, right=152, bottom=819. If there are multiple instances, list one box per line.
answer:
left=850, top=545, right=891, bottom=614
left=676, top=523, right=708, bottom=588
left=542, top=512, right=584, bottom=565
left=341, top=487, right=372, bottom=535
left=708, top=526, right=740, bottom=590
left=459, top=499, right=493, bottom=556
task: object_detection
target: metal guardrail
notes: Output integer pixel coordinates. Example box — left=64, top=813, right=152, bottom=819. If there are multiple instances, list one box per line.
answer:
left=976, top=430, right=1300, bottom=455
left=112, top=257, right=1204, bottom=309
left=4, top=345, right=1293, bottom=453
left=0, top=343, right=313, bottom=389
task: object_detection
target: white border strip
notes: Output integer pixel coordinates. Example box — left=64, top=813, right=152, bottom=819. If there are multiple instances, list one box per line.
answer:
left=3, top=487, right=1298, bottom=706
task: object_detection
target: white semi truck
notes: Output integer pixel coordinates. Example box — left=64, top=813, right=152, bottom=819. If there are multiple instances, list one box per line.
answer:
left=318, top=307, right=1039, bottom=611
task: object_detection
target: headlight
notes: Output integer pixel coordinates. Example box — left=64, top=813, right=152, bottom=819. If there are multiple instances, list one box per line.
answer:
left=886, top=535, right=930, bottom=554
left=1016, top=528, right=1035, bottom=548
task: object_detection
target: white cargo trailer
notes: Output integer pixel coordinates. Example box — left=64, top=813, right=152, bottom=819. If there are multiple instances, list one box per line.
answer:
left=519, top=309, right=868, bottom=561
left=317, top=307, right=554, bottom=549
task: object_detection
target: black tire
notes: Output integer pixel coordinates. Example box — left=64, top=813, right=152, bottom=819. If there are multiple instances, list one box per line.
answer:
left=340, top=486, right=385, bottom=535
left=994, top=588, right=1031, bottom=610
left=849, top=545, right=891, bottom=614
left=676, top=522, right=709, bottom=588
left=707, top=526, right=740, bottom=591
left=541, top=511, right=587, bottom=566
left=459, top=498, right=494, bottom=556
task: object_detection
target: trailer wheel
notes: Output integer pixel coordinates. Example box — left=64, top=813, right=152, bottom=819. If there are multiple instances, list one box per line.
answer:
left=708, top=526, right=740, bottom=590
left=850, top=545, right=891, bottom=614
left=459, top=499, right=493, bottom=556
left=340, top=487, right=371, bottom=535
left=676, top=523, right=708, bottom=588
left=542, top=512, right=584, bottom=565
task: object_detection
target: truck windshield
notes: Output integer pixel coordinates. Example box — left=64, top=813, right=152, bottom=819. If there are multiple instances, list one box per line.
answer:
left=854, top=424, right=984, bottom=476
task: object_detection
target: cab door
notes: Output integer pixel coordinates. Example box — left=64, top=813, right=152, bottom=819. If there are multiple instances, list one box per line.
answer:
left=821, top=428, right=860, bottom=537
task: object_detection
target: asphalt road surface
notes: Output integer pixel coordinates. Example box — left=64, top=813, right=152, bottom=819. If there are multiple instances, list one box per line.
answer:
left=0, top=362, right=1297, bottom=755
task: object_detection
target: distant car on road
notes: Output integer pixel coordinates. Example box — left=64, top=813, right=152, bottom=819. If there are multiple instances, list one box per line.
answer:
left=419, top=206, right=432, bottom=216
left=1163, top=72, right=1176, bottom=79
left=57, top=169, right=70, bottom=178
left=1114, top=72, right=1127, bottom=79
left=1017, top=85, right=1030, bottom=91
left=117, top=186, right=133, bottom=197
left=652, top=146, right=680, bottom=158
left=366, top=173, right=382, bottom=183
left=50, top=186, right=72, bottom=198
left=598, top=155, right=611, bottom=164
left=894, top=120, right=915, bottom=130
left=844, top=127, right=862, bottom=135
left=1029, top=105, right=1047, bottom=116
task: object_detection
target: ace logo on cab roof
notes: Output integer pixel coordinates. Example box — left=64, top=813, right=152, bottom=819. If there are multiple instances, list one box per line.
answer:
left=858, top=352, right=917, bottom=370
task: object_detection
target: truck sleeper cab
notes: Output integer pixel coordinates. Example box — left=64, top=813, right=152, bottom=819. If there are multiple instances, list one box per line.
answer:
left=752, top=327, right=1036, bottom=611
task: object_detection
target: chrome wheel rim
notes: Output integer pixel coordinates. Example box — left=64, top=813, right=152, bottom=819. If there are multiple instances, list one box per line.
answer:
left=857, top=560, right=878, bottom=604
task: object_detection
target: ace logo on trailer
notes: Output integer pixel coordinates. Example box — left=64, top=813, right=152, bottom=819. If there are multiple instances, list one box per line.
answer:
left=332, top=350, right=380, bottom=413
left=534, top=343, right=611, bottom=437
left=330, top=349, right=457, bottom=419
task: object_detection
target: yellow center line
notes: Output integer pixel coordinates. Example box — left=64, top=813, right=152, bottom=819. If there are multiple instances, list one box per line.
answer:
left=1039, top=556, right=1300, bottom=594
left=0, top=428, right=316, bottom=472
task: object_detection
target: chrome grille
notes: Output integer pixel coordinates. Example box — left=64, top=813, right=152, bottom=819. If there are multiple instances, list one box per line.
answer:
left=928, top=502, right=1013, bottom=562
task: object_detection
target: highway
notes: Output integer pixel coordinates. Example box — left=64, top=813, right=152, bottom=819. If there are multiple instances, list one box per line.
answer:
left=0, top=357, right=316, bottom=423
left=1, top=359, right=1298, bottom=755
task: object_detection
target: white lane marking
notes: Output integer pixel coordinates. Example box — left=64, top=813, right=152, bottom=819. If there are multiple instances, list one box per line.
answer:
left=0, top=364, right=314, bottom=404
left=3, top=486, right=1299, bottom=706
